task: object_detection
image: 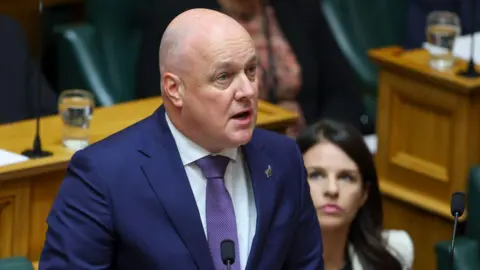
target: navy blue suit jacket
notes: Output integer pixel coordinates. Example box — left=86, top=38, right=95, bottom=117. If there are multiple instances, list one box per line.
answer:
left=39, top=106, right=324, bottom=269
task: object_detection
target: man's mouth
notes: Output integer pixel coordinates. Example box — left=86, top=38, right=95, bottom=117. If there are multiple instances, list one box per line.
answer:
left=232, top=111, right=251, bottom=119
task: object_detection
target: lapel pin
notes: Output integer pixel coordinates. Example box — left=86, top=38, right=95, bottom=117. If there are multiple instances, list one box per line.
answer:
left=265, top=165, right=272, bottom=179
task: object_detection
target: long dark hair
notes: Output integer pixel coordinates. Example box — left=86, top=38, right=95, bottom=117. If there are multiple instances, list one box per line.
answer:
left=296, top=119, right=403, bottom=270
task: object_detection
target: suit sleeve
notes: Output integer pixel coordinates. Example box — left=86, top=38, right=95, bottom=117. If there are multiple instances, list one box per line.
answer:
left=39, top=151, right=114, bottom=270
left=282, top=144, right=324, bottom=270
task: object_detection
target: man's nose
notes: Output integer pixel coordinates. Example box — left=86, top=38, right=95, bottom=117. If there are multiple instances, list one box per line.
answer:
left=235, top=74, right=256, bottom=99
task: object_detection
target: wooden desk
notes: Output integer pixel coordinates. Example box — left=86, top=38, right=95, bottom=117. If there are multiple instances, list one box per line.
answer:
left=370, top=47, right=480, bottom=270
left=0, top=97, right=298, bottom=262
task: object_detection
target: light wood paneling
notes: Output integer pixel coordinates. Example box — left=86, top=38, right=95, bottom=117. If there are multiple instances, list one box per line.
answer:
left=370, top=47, right=480, bottom=270
left=0, top=180, right=31, bottom=258
left=383, top=195, right=452, bottom=270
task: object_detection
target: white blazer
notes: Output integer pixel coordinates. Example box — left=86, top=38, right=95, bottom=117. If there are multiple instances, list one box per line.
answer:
left=348, top=230, right=414, bottom=270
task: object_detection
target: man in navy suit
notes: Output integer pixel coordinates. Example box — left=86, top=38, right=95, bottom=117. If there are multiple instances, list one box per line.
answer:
left=39, top=8, right=323, bottom=270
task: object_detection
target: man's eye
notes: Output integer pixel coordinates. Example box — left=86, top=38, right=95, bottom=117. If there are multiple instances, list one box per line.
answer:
left=217, top=73, right=230, bottom=81
left=246, top=66, right=257, bottom=76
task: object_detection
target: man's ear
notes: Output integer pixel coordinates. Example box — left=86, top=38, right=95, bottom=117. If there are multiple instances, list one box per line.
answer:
left=162, top=72, right=184, bottom=107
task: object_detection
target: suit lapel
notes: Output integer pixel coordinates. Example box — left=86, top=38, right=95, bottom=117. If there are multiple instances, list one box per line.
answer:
left=243, top=135, right=278, bottom=270
left=139, top=107, right=214, bottom=270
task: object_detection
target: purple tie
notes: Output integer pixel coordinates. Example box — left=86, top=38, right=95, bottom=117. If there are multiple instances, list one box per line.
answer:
left=195, top=155, right=241, bottom=270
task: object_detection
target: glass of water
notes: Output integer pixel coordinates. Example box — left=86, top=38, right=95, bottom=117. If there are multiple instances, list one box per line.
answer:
left=58, top=89, right=95, bottom=151
left=426, top=11, right=461, bottom=71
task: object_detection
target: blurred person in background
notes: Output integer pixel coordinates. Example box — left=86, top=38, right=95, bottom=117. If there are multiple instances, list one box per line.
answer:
left=296, top=120, right=414, bottom=270
left=0, top=15, right=57, bottom=125
left=136, top=0, right=368, bottom=137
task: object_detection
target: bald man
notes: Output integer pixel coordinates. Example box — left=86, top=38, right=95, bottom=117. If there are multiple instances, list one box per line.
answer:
left=39, top=9, right=323, bottom=270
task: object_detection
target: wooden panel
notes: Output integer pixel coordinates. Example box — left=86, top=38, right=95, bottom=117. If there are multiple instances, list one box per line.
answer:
left=386, top=70, right=458, bottom=193
left=383, top=195, right=452, bottom=270
left=0, top=199, right=13, bottom=257
left=375, top=67, right=477, bottom=219
left=390, top=90, right=453, bottom=183
left=28, top=171, right=64, bottom=260
left=0, top=180, right=31, bottom=258
left=370, top=47, right=480, bottom=269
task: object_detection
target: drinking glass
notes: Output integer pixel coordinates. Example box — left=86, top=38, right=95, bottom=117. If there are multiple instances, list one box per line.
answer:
left=58, top=89, right=95, bottom=151
left=426, top=11, right=461, bottom=71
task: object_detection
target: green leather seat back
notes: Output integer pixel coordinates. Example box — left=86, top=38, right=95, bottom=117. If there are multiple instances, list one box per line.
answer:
left=320, top=0, right=407, bottom=94
left=466, top=167, right=480, bottom=248
left=0, top=257, right=33, bottom=270
left=81, top=0, right=152, bottom=103
left=56, top=0, right=154, bottom=105
left=435, top=237, right=480, bottom=270
left=435, top=166, right=480, bottom=270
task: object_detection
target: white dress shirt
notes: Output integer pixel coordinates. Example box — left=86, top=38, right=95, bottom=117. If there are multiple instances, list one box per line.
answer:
left=166, top=114, right=257, bottom=269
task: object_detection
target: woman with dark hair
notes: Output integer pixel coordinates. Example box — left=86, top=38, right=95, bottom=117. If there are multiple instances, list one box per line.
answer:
left=296, top=120, right=414, bottom=270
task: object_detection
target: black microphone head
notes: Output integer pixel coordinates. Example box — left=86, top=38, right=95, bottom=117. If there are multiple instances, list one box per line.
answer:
left=451, top=192, right=466, bottom=217
left=221, top=239, right=235, bottom=265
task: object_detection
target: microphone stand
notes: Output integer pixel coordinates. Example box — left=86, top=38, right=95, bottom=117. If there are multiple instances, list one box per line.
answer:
left=22, top=0, right=52, bottom=158
left=450, top=212, right=459, bottom=270
left=457, top=0, right=480, bottom=78
left=226, top=260, right=231, bottom=270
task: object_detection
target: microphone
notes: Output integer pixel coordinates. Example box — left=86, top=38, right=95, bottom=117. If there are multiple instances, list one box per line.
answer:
left=457, top=0, right=479, bottom=78
left=449, top=192, right=466, bottom=269
left=221, top=239, right=235, bottom=270
left=22, top=0, right=52, bottom=158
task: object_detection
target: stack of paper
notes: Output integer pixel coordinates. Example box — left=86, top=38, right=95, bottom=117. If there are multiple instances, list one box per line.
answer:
left=0, top=149, right=29, bottom=167
left=423, top=32, right=480, bottom=64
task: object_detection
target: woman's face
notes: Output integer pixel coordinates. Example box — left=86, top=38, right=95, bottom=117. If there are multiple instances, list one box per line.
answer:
left=303, top=141, right=368, bottom=230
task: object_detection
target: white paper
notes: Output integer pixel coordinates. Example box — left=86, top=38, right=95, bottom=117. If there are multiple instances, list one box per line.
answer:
left=363, top=134, right=377, bottom=154
left=0, top=149, right=29, bottom=167
left=423, top=32, right=480, bottom=64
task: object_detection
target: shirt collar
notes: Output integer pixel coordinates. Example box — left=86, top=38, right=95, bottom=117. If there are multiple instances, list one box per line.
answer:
left=165, top=112, right=238, bottom=166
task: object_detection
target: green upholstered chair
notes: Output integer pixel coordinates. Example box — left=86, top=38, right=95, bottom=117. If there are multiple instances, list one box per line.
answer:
left=319, top=0, right=407, bottom=123
left=435, top=166, right=480, bottom=270
left=54, top=0, right=153, bottom=106
left=0, top=257, right=34, bottom=270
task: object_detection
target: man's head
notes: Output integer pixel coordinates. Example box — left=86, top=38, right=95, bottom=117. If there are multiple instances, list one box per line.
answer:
left=159, top=8, right=258, bottom=153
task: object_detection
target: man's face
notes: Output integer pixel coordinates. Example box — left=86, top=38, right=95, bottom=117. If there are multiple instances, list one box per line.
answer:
left=180, top=27, right=259, bottom=151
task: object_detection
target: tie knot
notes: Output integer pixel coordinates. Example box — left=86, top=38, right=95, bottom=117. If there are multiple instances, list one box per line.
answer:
left=195, top=155, right=230, bottom=179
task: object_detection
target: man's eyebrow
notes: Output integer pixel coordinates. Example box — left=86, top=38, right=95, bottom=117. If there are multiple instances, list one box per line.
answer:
left=212, top=61, right=235, bottom=70
left=246, top=55, right=257, bottom=64
left=210, top=54, right=258, bottom=72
